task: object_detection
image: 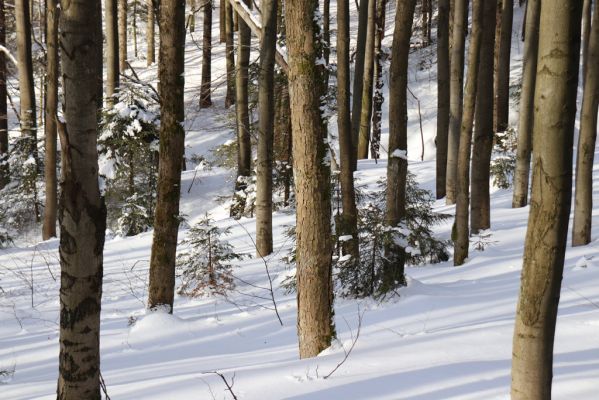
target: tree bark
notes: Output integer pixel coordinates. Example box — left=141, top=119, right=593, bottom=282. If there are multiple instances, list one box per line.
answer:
left=512, top=0, right=540, bottom=208
left=511, top=1, right=582, bottom=397
left=383, top=0, right=417, bottom=290
left=224, top=0, right=235, bottom=107
left=235, top=0, right=251, bottom=188
left=582, top=0, right=592, bottom=84
left=370, top=0, right=386, bottom=161
left=119, top=0, right=128, bottom=72
left=356, top=0, right=376, bottom=159
left=200, top=0, right=213, bottom=108
left=147, top=0, right=156, bottom=65
left=572, top=0, right=599, bottom=247
left=220, top=0, right=226, bottom=42
left=286, top=0, right=334, bottom=358
left=255, top=0, right=277, bottom=257
left=106, top=0, right=120, bottom=106
left=147, top=0, right=186, bottom=311
left=436, top=0, right=450, bottom=199
left=494, top=0, right=512, bottom=133
left=453, top=0, right=483, bottom=266
left=0, top=0, right=8, bottom=189
left=56, top=0, right=105, bottom=397
left=133, top=0, right=138, bottom=57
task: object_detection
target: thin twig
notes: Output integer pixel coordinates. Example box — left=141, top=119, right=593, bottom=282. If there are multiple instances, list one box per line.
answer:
left=323, top=307, right=364, bottom=379
left=407, top=86, right=425, bottom=161
left=204, top=371, right=238, bottom=400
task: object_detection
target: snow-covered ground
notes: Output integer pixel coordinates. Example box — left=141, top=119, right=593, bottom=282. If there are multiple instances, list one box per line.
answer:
left=2, top=3, right=599, bottom=399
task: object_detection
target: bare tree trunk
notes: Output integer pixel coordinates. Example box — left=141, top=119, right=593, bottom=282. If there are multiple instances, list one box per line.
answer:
left=323, top=0, right=330, bottom=66
left=436, top=0, right=450, bottom=199
left=470, top=0, right=497, bottom=234
left=582, top=0, right=592, bottom=84
left=106, top=0, right=120, bottom=106
left=235, top=0, right=251, bottom=191
left=383, top=0, right=417, bottom=291
left=511, top=1, right=582, bottom=397
left=147, top=0, right=186, bottom=312
left=220, top=0, right=226, bottom=42
left=200, top=0, right=213, bottom=108
left=255, top=0, right=277, bottom=257
left=445, top=0, right=468, bottom=205
left=56, top=0, right=105, bottom=397
left=224, top=0, right=235, bottom=108
left=356, top=0, right=376, bottom=159
left=147, top=0, right=156, bottom=65
left=453, top=0, right=483, bottom=266
left=512, top=0, right=540, bottom=208
left=0, top=0, right=8, bottom=189
left=572, top=0, right=599, bottom=247
left=42, top=0, right=58, bottom=240
left=286, top=0, right=334, bottom=358
left=119, top=0, right=128, bottom=72
left=133, top=0, right=138, bottom=57
left=189, top=0, right=196, bottom=31
left=494, top=0, right=512, bottom=133
left=370, top=0, right=386, bottom=161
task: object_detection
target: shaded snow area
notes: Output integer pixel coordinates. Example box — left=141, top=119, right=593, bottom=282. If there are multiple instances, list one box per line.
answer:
left=2, top=3, right=599, bottom=400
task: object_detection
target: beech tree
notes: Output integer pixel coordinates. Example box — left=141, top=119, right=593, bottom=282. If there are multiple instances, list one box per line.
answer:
left=511, top=0, right=582, bottom=397
left=435, top=0, right=449, bottom=199
left=494, top=0, right=512, bottom=133
left=106, top=0, right=120, bottom=106
left=224, top=0, right=235, bottom=108
left=356, top=0, right=376, bottom=159
left=119, top=0, right=128, bottom=71
left=200, top=0, right=213, bottom=108
left=351, top=0, right=370, bottom=170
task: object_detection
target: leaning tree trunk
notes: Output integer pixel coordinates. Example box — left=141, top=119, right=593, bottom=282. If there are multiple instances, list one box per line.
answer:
left=286, top=0, right=334, bottom=359
left=147, top=0, right=186, bottom=312
left=370, top=0, right=386, bottom=161
left=453, top=0, right=483, bottom=266
left=56, top=0, right=105, bottom=397
left=106, top=0, right=119, bottom=106
left=356, top=0, right=376, bottom=160
left=147, top=0, right=156, bottom=65
left=119, top=0, right=128, bottom=71
left=0, top=0, right=8, bottom=189
left=470, top=0, right=497, bottom=234
left=494, top=0, right=512, bottom=133
left=255, top=0, right=278, bottom=257
left=200, top=0, right=213, bottom=108
left=582, top=0, right=591, bottom=84
left=445, top=0, right=468, bottom=205
left=42, top=0, right=59, bottom=240
left=511, top=0, right=540, bottom=208
left=383, top=0, right=417, bottom=292
left=572, top=0, right=599, bottom=247
left=436, top=0, right=450, bottom=199
left=511, top=0, right=582, bottom=397
left=224, top=0, right=235, bottom=108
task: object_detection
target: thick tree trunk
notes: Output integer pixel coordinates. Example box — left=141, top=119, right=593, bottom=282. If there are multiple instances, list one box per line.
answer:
left=445, top=0, right=467, bottom=205
left=224, top=0, right=235, bottom=108
left=470, top=0, right=497, bottom=234
left=255, top=0, right=277, bottom=257
left=512, top=0, right=540, bottom=208
left=147, top=0, right=156, bottom=65
left=235, top=0, right=251, bottom=188
left=286, top=0, right=334, bottom=358
left=356, top=0, right=376, bottom=159
left=119, top=0, right=128, bottom=72
left=147, top=0, right=186, bottom=311
left=436, top=0, right=450, bottom=199
left=511, top=1, right=582, bottom=397
left=42, top=0, right=59, bottom=240
left=106, top=0, right=120, bottom=106
left=370, top=0, right=386, bottom=161
left=582, top=0, right=592, bottom=84
left=572, top=0, right=599, bottom=247
left=453, top=0, right=483, bottom=266
left=200, top=0, right=213, bottom=108
left=0, top=0, right=8, bottom=189
left=494, top=0, right=512, bottom=133
left=383, top=0, right=417, bottom=291
left=56, top=0, right=105, bottom=398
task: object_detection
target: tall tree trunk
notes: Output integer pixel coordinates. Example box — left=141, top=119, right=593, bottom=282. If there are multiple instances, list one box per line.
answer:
left=0, top=0, right=7, bottom=189
left=511, top=0, right=582, bottom=397
left=224, top=0, right=235, bottom=107
left=147, top=0, right=186, bottom=311
left=494, top=0, right=512, bottom=133
left=255, top=0, right=277, bottom=257
left=356, top=0, right=376, bottom=159
left=511, top=0, right=540, bottom=208
left=133, top=0, right=138, bottom=57
left=383, top=0, right=417, bottom=291
left=445, top=0, right=468, bottom=205
left=147, top=0, right=156, bottom=65
left=453, top=0, right=483, bottom=266
left=220, top=0, right=226, bottom=42
left=286, top=0, right=334, bottom=359
left=582, top=0, right=592, bottom=84
left=436, top=0, right=450, bottom=199
left=370, top=0, right=386, bottom=161
left=323, top=0, right=330, bottom=66
left=42, top=0, right=58, bottom=240
left=119, top=0, right=128, bottom=72
left=200, top=0, right=213, bottom=108
left=56, top=0, right=105, bottom=397
left=470, top=0, right=497, bottom=234
left=106, top=0, right=120, bottom=106
left=235, top=0, right=251, bottom=192
left=572, top=0, right=599, bottom=247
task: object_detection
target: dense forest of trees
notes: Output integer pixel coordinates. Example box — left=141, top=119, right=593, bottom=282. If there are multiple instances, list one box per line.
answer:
left=0, top=0, right=597, bottom=397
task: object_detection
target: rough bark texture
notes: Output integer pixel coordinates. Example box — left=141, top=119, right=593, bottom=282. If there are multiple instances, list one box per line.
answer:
left=572, top=0, right=599, bottom=247
left=57, top=0, right=105, bottom=397
left=43, top=0, right=59, bottom=240
left=147, top=0, right=156, bottom=65
left=470, top=0, right=497, bottom=234
left=383, top=0, right=416, bottom=290
left=285, top=0, right=334, bottom=358
left=235, top=0, right=252, bottom=189
left=106, top=0, right=119, bottom=106
left=119, top=0, right=128, bottom=72
left=511, top=1, right=582, bottom=397
left=0, top=0, right=8, bottom=189
left=454, top=0, right=483, bottom=266
left=200, top=0, right=213, bottom=108
left=512, top=0, right=540, bottom=208
left=370, top=0, right=386, bottom=161
left=445, top=0, right=467, bottom=205
left=224, top=0, right=235, bottom=108
left=255, top=0, right=277, bottom=257
left=494, top=0, right=512, bottom=133
left=356, top=0, right=376, bottom=160
left=436, top=0, right=450, bottom=199
left=147, top=0, right=186, bottom=311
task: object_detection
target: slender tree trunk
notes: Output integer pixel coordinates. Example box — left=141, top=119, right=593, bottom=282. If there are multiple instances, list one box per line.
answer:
left=56, top=0, right=105, bottom=397
left=436, top=0, right=450, bottom=199
left=572, top=0, right=599, bottom=247
left=189, top=0, right=196, bottom=31
left=470, top=0, right=497, bottom=234
left=235, top=0, right=251, bottom=189
left=286, top=0, right=334, bottom=358
left=255, top=0, right=277, bottom=257
left=494, top=0, right=512, bottom=133
left=119, top=0, right=128, bottom=72
left=133, top=0, right=138, bottom=57
left=512, top=0, right=540, bottom=208
left=370, top=0, right=386, bottom=161
left=582, top=0, right=592, bottom=84
left=147, top=0, right=186, bottom=311
left=224, top=0, right=235, bottom=107
left=0, top=0, right=8, bottom=189
left=356, top=0, right=376, bottom=159
left=511, top=1, right=582, bottom=397
left=220, top=0, right=226, bottom=42
left=200, top=0, right=213, bottom=108
left=383, top=0, right=417, bottom=291
left=445, top=0, right=468, bottom=205
left=147, top=0, right=156, bottom=65
left=106, top=0, right=119, bottom=106
left=453, top=0, right=483, bottom=266
left=323, top=0, right=330, bottom=66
